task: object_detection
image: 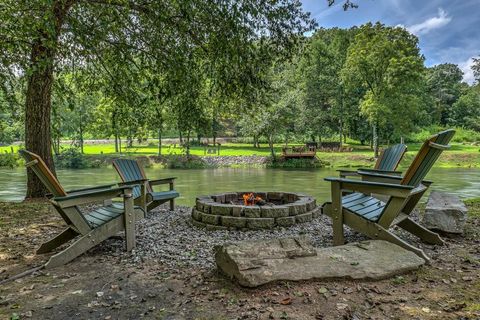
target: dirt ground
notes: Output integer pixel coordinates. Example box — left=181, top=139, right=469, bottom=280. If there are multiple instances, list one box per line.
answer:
left=1, top=200, right=479, bottom=320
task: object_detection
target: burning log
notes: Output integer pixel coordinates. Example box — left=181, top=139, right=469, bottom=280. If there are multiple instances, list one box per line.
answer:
left=242, top=193, right=265, bottom=206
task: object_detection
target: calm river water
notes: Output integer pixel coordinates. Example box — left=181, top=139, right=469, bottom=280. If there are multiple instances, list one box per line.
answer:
left=1, top=167, right=479, bottom=205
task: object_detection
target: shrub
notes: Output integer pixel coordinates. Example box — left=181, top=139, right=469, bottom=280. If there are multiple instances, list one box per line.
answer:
left=266, top=157, right=329, bottom=168
left=54, top=148, right=89, bottom=169
left=0, top=152, right=20, bottom=168
left=406, top=126, right=480, bottom=143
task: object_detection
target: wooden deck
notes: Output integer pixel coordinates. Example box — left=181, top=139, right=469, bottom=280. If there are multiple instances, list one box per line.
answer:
left=282, top=146, right=316, bottom=159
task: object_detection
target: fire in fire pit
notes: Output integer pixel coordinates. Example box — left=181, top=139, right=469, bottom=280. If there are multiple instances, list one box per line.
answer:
left=242, top=192, right=265, bottom=206
left=193, top=192, right=319, bottom=230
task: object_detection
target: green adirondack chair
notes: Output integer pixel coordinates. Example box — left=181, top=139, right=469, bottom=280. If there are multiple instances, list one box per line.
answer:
left=338, top=143, right=407, bottom=178
left=19, top=150, right=145, bottom=269
left=112, top=159, right=179, bottom=212
left=322, top=129, right=455, bottom=261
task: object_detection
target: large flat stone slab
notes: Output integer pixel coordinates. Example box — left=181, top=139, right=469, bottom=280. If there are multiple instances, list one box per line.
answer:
left=215, top=237, right=425, bottom=287
left=422, top=191, right=467, bottom=234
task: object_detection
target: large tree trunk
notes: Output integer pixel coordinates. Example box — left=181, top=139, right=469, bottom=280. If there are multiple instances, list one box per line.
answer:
left=25, top=43, right=57, bottom=198
left=24, top=0, right=74, bottom=198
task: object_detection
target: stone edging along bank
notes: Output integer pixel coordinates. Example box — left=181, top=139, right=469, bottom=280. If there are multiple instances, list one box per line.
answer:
left=191, top=192, right=320, bottom=231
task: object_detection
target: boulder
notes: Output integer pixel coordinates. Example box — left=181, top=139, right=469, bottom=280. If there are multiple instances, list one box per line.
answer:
left=215, top=237, right=425, bottom=287
left=422, top=191, right=467, bottom=234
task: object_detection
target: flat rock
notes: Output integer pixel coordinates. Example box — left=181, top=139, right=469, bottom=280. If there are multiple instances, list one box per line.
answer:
left=215, top=237, right=425, bottom=287
left=422, top=191, right=467, bottom=234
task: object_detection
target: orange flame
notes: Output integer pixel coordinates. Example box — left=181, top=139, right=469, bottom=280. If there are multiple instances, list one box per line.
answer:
left=243, top=193, right=263, bottom=206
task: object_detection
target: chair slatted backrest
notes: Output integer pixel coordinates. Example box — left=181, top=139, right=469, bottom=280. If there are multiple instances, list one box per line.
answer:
left=401, top=129, right=455, bottom=187
left=374, top=143, right=407, bottom=171
left=112, top=159, right=151, bottom=199
left=19, top=150, right=67, bottom=197
left=19, top=150, right=90, bottom=229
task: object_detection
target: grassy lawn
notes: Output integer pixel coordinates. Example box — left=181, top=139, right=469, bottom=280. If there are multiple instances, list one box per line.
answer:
left=1, top=141, right=479, bottom=168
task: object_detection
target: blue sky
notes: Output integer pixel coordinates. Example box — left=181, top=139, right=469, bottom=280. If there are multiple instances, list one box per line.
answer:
left=301, top=0, right=480, bottom=83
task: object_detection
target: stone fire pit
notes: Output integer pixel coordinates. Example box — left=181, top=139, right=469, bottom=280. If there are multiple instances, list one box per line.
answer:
left=191, top=192, right=319, bottom=230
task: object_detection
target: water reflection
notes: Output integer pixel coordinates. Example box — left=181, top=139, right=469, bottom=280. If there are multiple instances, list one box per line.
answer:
left=1, top=166, right=479, bottom=205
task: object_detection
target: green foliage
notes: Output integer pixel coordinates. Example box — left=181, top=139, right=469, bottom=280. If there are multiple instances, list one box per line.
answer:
left=300, top=28, right=356, bottom=141
left=266, top=157, right=329, bottom=168
left=0, top=4, right=479, bottom=166
left=473, top=57, right=480, bottom=84
left=341, top=23, right=426, bottom=138
left=406, top=126, right=480, bottom=143
left=54, top=148, right=101, bottom=169
left=0, top=153, right=20, bottom=168
left=426, top=63, right=465, bottom=125
left=450, top=85, right=480, bottom=131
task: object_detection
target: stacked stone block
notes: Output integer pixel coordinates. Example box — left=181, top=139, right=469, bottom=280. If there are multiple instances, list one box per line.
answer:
left=192, top=192, right=319, bottom=230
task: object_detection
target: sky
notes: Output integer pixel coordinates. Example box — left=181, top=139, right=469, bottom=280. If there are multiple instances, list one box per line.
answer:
left=301, top=0, right=480, bottom=83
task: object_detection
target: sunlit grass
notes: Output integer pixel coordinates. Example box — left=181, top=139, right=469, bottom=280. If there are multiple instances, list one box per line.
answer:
left=1, top=141, right=478, bottom=168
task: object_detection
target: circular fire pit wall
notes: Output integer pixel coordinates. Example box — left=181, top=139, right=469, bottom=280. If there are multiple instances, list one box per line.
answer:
left=192, top=192, right=319, bottom=230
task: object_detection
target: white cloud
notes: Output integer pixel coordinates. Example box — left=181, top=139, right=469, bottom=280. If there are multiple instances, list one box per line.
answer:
left=459, top=57, right=476, bottom=84
left=407, top=8, right=452, bottom=35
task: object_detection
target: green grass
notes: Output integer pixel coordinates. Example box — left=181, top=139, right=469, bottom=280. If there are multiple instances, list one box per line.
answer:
left=2, top=140, right=479, bottom=168
left=465, top=198, right=480, bottom=218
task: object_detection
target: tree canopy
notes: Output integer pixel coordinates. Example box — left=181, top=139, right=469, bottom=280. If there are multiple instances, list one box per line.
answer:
left=0, top=0, right=315, bottom=197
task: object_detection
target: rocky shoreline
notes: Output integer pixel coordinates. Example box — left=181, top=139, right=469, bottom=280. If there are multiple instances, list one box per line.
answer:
left=200, top=155, right=269, bottom=167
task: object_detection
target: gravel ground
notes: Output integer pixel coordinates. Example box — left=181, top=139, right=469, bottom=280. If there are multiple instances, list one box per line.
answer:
left=98, top=205, right=369, bottom=270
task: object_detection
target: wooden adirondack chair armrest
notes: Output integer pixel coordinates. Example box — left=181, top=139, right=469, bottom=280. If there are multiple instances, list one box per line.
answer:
left=357, top=170, right=403, bottom=181
left=64, top=183, right=118, bottom=195
left=336, top=169, right=360, bottom=178
left=422, top=180, right=433, bottom=187
left=324, top=177, right=414, bottom=198
left=356, top=168, right=403, bottom=175
left=118, top=178, right=149, bottom=186
left=149, top=177, right=177, bottom=186
left=51, top=186, right=137, bottom=208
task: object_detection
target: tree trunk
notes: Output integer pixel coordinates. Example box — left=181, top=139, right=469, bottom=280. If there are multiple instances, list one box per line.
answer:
left=127, top=129, right=133, bottom=148
left=339, top=119, right=343, bottom=148
left=158, top=128, right=162, bottom=155
left=268, top=134, right=275, bottom=158
left=79, top=115, right=84, bottom=154
left=24, top=0, right=74, bottom=198
left=186, top=130, right=190, bottom=156
left=52, top=133, right=60, bottom=156
left=25, top=45, right=56, bottom=198
left=373, top=123, right=379, bottom=158
left=114, top=133, right=119, bottom=153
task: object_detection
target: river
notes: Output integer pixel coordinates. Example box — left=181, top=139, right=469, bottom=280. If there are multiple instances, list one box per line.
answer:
left=1, top=167, right=479, bottom=205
